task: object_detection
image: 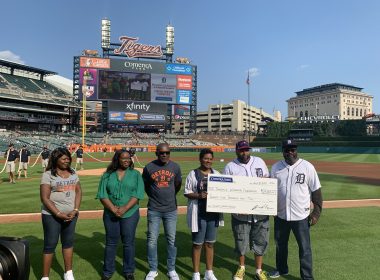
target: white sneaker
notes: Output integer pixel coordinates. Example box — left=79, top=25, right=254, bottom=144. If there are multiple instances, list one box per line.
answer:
left=64, top=270, right=75, bottom=280
left=192, top=272, right=201, bottom=280
left=145, top=271, right=158, bottom=280
left=204, top=270, right=217, bottom=280
left=167, top=270, right=180, bottom=280
left=41, top=277, right=49, bottom=280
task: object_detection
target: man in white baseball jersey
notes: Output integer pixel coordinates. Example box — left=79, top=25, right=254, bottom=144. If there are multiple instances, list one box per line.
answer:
left=223, top=140, right=270, bottom=280
left=269, top=139, right=322, bottom=280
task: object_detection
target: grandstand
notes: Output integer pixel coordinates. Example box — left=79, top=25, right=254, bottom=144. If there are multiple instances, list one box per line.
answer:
left=0, top=59, right=230, bottom=152
left=0, top=59, right=81, bottom=135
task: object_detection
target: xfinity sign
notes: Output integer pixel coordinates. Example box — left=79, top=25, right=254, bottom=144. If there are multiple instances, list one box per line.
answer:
left=126, top=102, right=150, bottom=111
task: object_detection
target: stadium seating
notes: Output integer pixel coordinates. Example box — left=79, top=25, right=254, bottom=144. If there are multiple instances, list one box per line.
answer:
left=1, top=73, right=42, bottom=93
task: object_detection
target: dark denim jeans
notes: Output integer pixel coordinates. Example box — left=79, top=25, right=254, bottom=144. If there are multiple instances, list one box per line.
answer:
left=274, top=217, right=313, bottom=280
left=42, top=214, right=78, bottom=253
left=103, top=210, right=140, bottom=277
left=146, top=209, right=177, bottom=272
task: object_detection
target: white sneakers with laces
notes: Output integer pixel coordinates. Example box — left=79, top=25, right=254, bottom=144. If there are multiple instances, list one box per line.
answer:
left=167, top=270, right=180, bottom=280
left=192, top=272, right=201, bottom=280
left=145, top=271, right=158, bottom=280
left=204, top=270, right=218, bottom=280
left=63, top=270, right=75, bottom=280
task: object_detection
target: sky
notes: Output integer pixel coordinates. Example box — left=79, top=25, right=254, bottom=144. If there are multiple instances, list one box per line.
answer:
left=1, top=0, right=380, bottom=118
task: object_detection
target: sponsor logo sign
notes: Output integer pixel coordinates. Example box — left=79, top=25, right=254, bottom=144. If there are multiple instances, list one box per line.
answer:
left=108, top=101, right=167, bottom=124
left=166, top=63, right=192, bottom=74
left=176, top=75, right=192, bottom=90
left=110, top=59, right=165, bottom=73
left=177, top=90, right=191, bottom=104
left=80, top=57, right=110, bottom=69
left=79, top=68, right=98, bottom=100
left=174, top=114, right=190, bottom=120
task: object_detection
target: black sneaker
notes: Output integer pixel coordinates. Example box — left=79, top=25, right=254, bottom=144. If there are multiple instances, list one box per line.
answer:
left=125, top=273, right=135, bottom=280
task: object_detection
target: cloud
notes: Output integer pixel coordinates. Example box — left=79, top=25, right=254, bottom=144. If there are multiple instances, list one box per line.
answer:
left=298, top=64, right=310, bottom=70
left=0, top=50, right=25, bottom=64
left=248, top=67, right=260, bottom=77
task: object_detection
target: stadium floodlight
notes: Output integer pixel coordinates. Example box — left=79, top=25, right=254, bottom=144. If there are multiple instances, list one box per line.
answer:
left=101, top=18, right=111, bottom=49
left=166, top=24, right=174, bottom=55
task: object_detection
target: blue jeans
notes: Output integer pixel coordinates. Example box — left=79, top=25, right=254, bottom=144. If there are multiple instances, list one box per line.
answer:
left=146, top=209, right=177, bottom=272
left=192, top=217, right=218, bottom=245
left=103, top=210, right=140, bottom=277
left=274, top=217, right=313, bottom=280
left=42, top=214, right=78, bottom=253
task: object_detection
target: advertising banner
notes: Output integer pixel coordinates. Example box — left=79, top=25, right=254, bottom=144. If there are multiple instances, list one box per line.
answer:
left=108, top=101, right=167, bottom=124
left=172, top=105, right=190, bottom=121
left=79, top=68, right=98, bottom=100
left=165, top=63, right=192, bottom=75
left=176, top=75, right=192, bottom=90
left=151, top=74, right=177, bottom=103
left=176, top=90, right=191, bottom=104
left=80, top=57, right=110, bottom=69
left=110, top=59, right=166, bottom=73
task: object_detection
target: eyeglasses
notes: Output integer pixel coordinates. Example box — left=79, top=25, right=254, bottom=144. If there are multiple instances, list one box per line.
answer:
left=284, top=148, right=297, bottom=153
left=158, top=151, right=170, bottom=155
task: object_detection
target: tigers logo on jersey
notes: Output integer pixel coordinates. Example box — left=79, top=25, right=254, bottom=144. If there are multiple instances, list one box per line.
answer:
left=255, top=168, right=263, bottom=177
left=295, top=173, right=305, bottom=184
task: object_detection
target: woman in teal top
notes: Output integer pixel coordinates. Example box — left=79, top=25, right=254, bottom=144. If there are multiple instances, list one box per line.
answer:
left=97, top=149, right=144, bottom=280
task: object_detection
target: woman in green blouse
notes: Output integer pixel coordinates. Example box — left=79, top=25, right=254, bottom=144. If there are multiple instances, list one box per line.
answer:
left=97, top=149, right=144, bottom=280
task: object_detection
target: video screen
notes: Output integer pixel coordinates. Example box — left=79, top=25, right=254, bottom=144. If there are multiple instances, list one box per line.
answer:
left=98, top=70, right=151, bottom=101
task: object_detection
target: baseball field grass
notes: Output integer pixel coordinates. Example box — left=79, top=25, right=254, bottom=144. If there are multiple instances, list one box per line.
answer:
left=1, top=152, right=379, bottom=213
left=0, top=208, right=379, bottom=280
left=0, top=151, right=379, bottom=279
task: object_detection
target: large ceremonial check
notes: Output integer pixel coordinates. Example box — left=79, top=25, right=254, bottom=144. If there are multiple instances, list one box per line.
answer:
left=206, top=174, right=277, bottom=216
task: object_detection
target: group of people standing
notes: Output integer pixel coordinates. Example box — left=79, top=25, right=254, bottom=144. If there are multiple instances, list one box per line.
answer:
left=4, top=143, right=33, bottom=183
left=38, top=139, right=322, bottom=280
left=3, top=144, right=84, bottom=185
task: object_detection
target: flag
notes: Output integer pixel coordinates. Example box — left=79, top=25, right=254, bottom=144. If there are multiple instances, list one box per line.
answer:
left=246, top=72, right=250, bottom=85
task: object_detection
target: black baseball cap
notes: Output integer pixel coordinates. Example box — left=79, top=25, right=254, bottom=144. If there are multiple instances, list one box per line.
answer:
left=236, top=140, right=250, bottom=151
left=282, top=139, right=298, bottom=149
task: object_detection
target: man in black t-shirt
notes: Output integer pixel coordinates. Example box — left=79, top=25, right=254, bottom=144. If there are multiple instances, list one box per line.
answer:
left=142, top=143, right=182, bottom=280
left=75, top=145, right=84, bottom=170
left=4, top=144, right=19, bottom=183
left=18, top=144, right=31, bottom=179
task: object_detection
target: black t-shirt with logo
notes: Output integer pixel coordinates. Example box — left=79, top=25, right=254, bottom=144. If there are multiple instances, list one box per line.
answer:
left=20, top=149, right=31, bottom=162
left=7, top=150, right=19, bottom=161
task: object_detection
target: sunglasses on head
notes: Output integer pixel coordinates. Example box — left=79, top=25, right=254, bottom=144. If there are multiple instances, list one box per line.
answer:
left=158, top=151, right=170, bottom=155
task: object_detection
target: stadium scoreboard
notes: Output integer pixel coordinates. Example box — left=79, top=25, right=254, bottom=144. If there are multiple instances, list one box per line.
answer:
left=76, top=57, right=196, bottom=125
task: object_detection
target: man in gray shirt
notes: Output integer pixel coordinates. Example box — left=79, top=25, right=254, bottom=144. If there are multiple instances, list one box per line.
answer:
left=142, top=143, right=182, bottom=280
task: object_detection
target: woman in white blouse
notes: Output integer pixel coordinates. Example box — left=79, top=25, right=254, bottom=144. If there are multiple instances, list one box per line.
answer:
left=184, top=148, right=224, bottom=280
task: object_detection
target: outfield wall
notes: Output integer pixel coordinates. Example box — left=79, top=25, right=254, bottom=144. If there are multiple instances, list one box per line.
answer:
left=271, top=146, right=380, bottom=154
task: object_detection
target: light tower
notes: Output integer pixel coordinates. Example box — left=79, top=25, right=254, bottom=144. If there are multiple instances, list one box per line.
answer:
left=165, top=24, right=174, bottom=62
left=101, top=18, right=111, bottom=56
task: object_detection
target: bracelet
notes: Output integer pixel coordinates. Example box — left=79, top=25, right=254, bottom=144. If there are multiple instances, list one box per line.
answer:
left=74, top=208, right=79, bottom=212
left=56, top=211, right=61, bottom=216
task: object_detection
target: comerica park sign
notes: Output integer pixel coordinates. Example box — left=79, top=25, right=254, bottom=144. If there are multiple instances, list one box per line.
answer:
left=114, top=36, right=163, bottom=58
